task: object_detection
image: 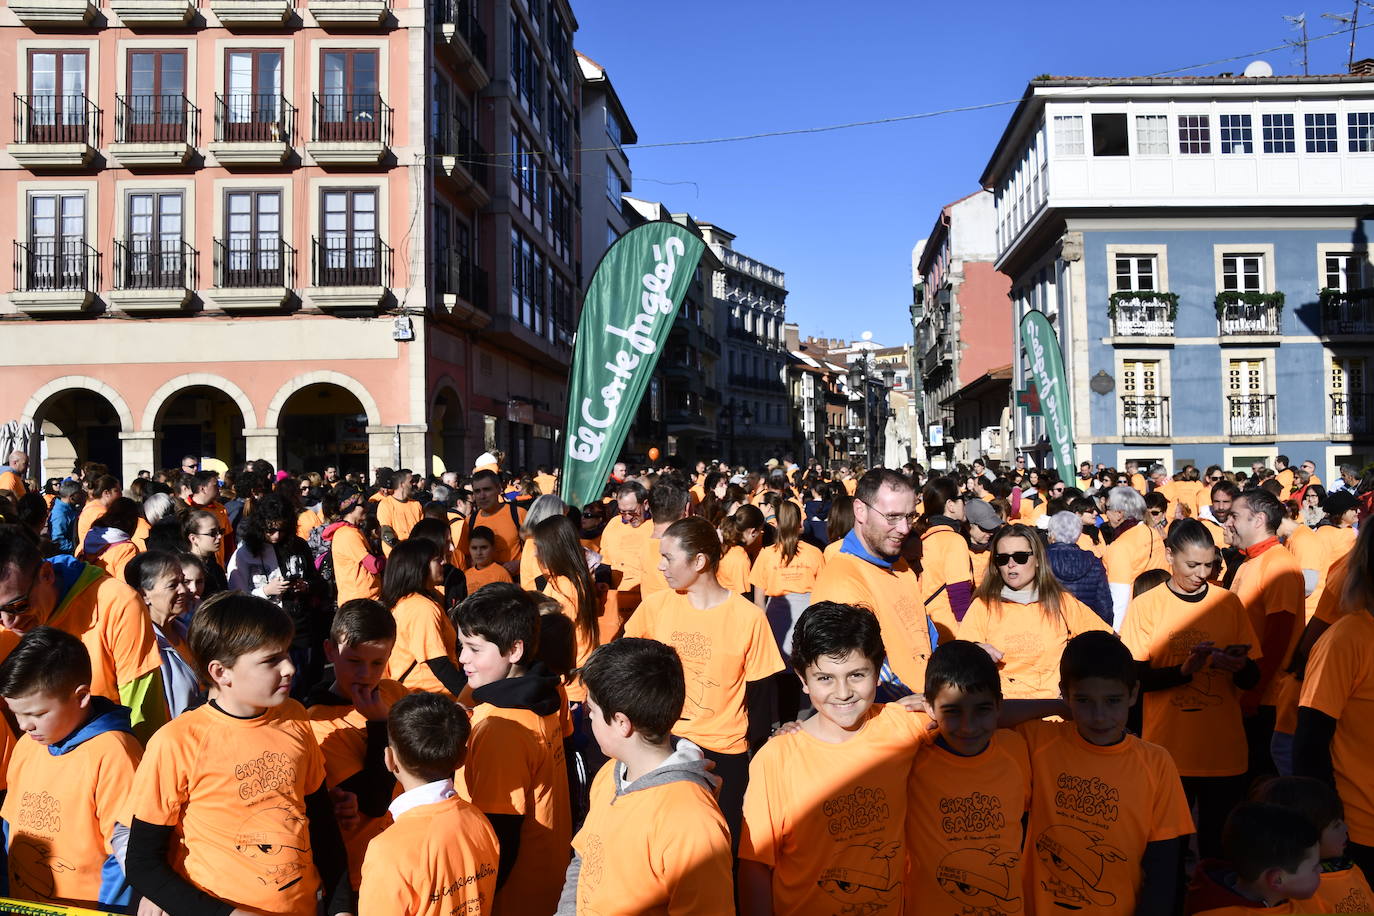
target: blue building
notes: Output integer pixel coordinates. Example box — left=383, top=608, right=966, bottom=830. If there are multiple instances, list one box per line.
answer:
left=980, top=64, right=1374, bottom=481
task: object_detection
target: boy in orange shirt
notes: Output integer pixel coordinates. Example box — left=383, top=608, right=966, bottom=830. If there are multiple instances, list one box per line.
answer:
left=455, top=583, right=570, bottom=916
left=560, top=637, right=733, bottom=914
left=1251, top=776, right=1374, bottom=912
left=360, top=692, right=499, bottom=916
left=126, top=592, right=353, bottom=916
left=0, top=626, right=141, bottom=911
left=1185, top=802, right=1321, bottom=914
left=464, top=526, right=513, bottom=592
left=1019, top=631, right=1193, bottom=915
left=305, top=598, right=406, bottom=889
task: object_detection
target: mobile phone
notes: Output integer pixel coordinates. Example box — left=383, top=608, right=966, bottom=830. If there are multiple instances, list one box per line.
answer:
left=1222, top=644, right=1250, bottom=658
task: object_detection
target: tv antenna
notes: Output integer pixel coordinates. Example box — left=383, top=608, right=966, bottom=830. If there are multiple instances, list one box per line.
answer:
left=1284, top=13, right=1309, bottom=75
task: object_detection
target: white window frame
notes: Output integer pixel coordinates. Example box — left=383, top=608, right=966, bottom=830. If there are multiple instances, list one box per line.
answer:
left=1053, top=114, right=1084, bottom=156
left=1317, top=243, right=1374, bottom=292
left=1213, top=244, right=1276, bottom=295
left=1115, top=351, right=1172, bottom=439
left=1134, top=114, right=1168, bottom=156
left=1260, top=112, right=1295, bottom=154
left=1305, top=111, right=1339, bottom=153
left=1349, top=111, right=1374, bottom=153
left=1178, top=113, right=1211, bottom=154
left=1219, top=112, right=1253, bottom=155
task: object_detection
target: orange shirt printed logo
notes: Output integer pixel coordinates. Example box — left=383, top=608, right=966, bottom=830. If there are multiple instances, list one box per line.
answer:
left=816, top=839, right=902, bottom=915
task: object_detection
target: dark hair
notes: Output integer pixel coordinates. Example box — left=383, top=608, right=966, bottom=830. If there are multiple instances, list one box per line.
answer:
left=242, top=493, right=293, bottom=554
left=664, top=516, right=722, bottom=571
left=387, top=692, right=471, bottom=780
left=1165, top=518, right=1215, bottom=553
left=93, top=496, right=140, bottom=536
left=1132, top=568, right=1172, bottom=598
left=408, top=518, right=452, bottom=554
left=1251, top=776, right=1345, bottom=835
left=1222, top=802, right=1319, bottom=882
left=187, top=591, right=294, bottom=683
left=774, top=500, right=803, bottom=565
left=1059, top=630, right=1137, bottom=690
left=330, top=598, right=397, bottom=646
left=614, top=480, right=648, bottom=503
left=924, top=639, right=1002, bottom=702
left=1211, top=479, right=1241, bottom=501
left=733, top=503, right=764, bottom=533
left=827, top=493, right=855, bottom=544
left=854, top=468, right=913, bottom=507
left=191, top=470, right=218, bottom=491
left=1143, top=491, right=1169, bottom=514
left=1343, top=521, right=1374, bottom=616
left=453, top=582, right=539, bottom=657
left=582, top=638, right=684, bottom=745
left=647, top=481, right=689, bottom=524
left=917, top=478, right=961, bottom=536
left=0, top=626, right=91, bottom=697
left=467, top=525, right=495, bottom=546
left=124, top=550, right=183, bottom=593
left=390, top=470, right=411, bottom=490
left=533, top=516, right=599, bottom=651
left=1236, top=488, right=1285, bottom=534
left=380, top=538, right=443, bottom=609
left=789, top=602, right=884, bottom=676
left=0, top=524, right=44, bottom=582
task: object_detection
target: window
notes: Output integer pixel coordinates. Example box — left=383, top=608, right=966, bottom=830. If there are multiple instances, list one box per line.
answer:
left=1219, top=114, right=1252, bottom=154
left=606, top=109, right=623, bottom=148
left=1114, top=254, right=1158, bottom=292
left=606, top=161, right=623, bottom=205
left=27, top=50, right=88, bottom=138
left=223, top=190, right=282, bottom=285
left=1228, top=359, right=1267, bottom=396
left=509, top=18, right=540, bottom=124
left=126, top=50, right=186, bottom=142
left=1261, top=113, right=1294, bottom=153
left=320, top=50, right=380, bottom=141
left=509, top=228, right=548, bottom=336
left=1178, top=114, right=1210, bottom=154
left=509, top=127, right=541, bottom=206
left=1348, top=111, right=1374, bottom=152
left=547, top=9, right=571, bottom=89
left=548, top=183, right=572, bottom=262
left=1135, top=115, right=1168, bottom=155
left=606, top=223, right=617, bottom=247
left=225, top=50, right=282, bottom=138
left=124, top=191, right=184, bottom=286
left=548, top=99, right=570, bottom=167
left=1053, top=115, right=1083, bottom=155
left=320, top=189, right=378, bottom=284
left=1221, top=253, right=1264, bottom=293
left=1331, top=358, right=1371, bottom=436
left=1305, top=112, right=1338, bottom=153
left=1325, top=253, right=1368, bottom=292
left=1091, top=113, right=1128, bottom=156
left=26, top=193, right=86, bottom=289
left=1121, top=360, right=1161, bottom=399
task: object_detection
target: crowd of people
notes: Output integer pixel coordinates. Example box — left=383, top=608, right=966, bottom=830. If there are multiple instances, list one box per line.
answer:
left=0, top=444, right=1372, bottom=915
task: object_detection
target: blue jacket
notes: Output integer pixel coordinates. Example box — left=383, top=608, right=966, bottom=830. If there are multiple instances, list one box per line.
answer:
left=1046, top=542, right=1113, bottom=625
left=49, top=499, right=78, bottom=555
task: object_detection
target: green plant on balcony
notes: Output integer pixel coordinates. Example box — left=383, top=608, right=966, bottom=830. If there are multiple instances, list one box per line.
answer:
left=1319, top=286, right=1374, bottom=306
left=1107, top=290, right=1180, bottom=320
left=1213, top=290, right=1285, bottom=318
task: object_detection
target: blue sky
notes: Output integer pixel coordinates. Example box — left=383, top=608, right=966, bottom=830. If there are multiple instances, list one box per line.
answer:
left=575, top=0, right=1368, bottom=345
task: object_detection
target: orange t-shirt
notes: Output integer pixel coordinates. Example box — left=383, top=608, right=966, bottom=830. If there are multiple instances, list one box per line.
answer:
left=1120, top=583, right=1260, bottom=777
left=1230, top=540, right=1305, bottom=703
left=446, top=512, right=468, bottom=569
left=132, top=517, right=151, bottom=553
left=534, top=473, right=557, bottom=496
left=958, top=593, right=1112, bottom=700
left=457, top=700, right=571, bottom=915
left=88, top=541, right=139, bottom=585
left=463, top=562, right=512, bottom=593
left=376, top=497, right=423, bottom=556
left=1277, top=467, right=1296, bottom=499
left=905, top=729, right=1032, bottom=915
left=749, top=541, right=825, bottom=597
left=1315, top=548, right=1354, bottom=626
left=128, top=700, right=327, bottom=916
left=358, top=792, right=498, bottom=916
left=541, top=574, right=598, bottom=703
left=598, top=515, right=652, bottom=595
left=518, top=544, right=541, bottom=588
left=295, top=507, right=323, bottom=542
left=75, top=503, right=103, bottom=554
left=0, top=470, right=27, bottom=497
left=1300, top=610, right=1374, bottom=845
left=970, top=547, right=993, bottom=588
left=920, top=525, right=973, bottom=643
left=1294, top=525, right=1357, bottom=619
left=811, top=551, right=932, bottom=695
left=1075, top=532, right=1104, bottom=560
left=823, top=539, right=844, bottom=561
left=306, top=679, right=409, bottom=889
left=1310, top=861, right=1374, bottom=914
left=842, top=478, right=857, bottom=496
left=638, top=533, right=672, bottom=597
left=3, top=721, right=142, bottom=909
left=330, top=523, right=381, bottom=605
left=465, top=504, right=525, bottom=566
left=739, top=703, right=929, bottom=915
left=717, top=545, right=753, bottom=595
left=386, top=593, right=459, bottom=697
left=1103, top=522, right=1168, bottom=585
left=623, top=589, right=785, bottom=754
left=42, top=569, right=162, bottom=712
left=1200, top=517, right=1228, bottom=551
left=1018, top=719, right=1193, bottom=916
left=574, top=751, right=733, bottom=915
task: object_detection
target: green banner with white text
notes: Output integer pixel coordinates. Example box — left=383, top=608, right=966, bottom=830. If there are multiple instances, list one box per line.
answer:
left=561, top=221, right=706, bottom=508
left=1019, top=309, right=1076, bottom=474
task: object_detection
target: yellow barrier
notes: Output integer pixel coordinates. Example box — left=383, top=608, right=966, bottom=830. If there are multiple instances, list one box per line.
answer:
left=0, top=898, right=122, bottom=916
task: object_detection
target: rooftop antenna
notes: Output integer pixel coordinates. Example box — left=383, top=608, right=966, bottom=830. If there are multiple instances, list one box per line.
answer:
left=1284, top=13, right=1309, bottom=75
left=1323, top=1, right=1360, bottom=70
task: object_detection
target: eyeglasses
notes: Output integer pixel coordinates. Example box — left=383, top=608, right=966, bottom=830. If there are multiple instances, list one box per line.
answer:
left=994, top=551, right=1033, bottom=566
left=1148, top=509, right=1166, bottom=516
left=193, top=528, right=222, bottom=538
left=0, top=593, right=31, bottom=618
left=265, top=525, right=288, bottom=535
left=858, top=499, right=919, bottom=527
left=1207, top=475, right=1222, bottom=482
left=618, top=508, right=643, bottom=519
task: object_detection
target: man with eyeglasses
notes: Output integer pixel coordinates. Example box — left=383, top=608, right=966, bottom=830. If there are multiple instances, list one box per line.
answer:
left=179, top=455, right=198, bottom=475
left=0, top=526, right=166, bottom=740
left=598, top=480, right=653, bottom=613
left=811, top=469, right=933, bottom=700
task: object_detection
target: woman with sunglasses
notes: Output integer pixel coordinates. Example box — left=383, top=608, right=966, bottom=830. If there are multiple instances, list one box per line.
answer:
left=915, top=478, right=972, bottom=644
left=959, top=523, right=1111, bottom=699
left=323, top=487, right=382, bottom=605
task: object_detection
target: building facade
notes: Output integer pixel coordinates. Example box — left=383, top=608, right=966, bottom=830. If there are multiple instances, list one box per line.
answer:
left=981, top=67, right=1374, bottom=481
left=0, top=0, right=581, bottom=480
left=575, top=50, right=632, bottom=273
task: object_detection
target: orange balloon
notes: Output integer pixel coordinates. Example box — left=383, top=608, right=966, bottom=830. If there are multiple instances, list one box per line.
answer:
left=648, top=447, right=661, bottom=461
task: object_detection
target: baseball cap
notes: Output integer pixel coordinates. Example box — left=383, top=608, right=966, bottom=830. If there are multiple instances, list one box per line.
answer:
left=964, top=499, right=1002, bottom=532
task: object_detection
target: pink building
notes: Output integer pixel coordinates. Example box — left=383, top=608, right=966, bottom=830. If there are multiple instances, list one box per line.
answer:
left=0, top=0, right=581, bottom=479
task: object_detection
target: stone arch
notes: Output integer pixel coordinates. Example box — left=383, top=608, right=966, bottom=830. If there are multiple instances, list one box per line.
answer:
left=22, top=375, right=135, bottom=432
left=141, top=373, right=259, bottom=431
left=265, top=371, right=381, bottom=428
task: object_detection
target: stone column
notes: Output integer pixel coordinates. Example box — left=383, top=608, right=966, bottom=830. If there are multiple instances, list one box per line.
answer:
left=242, top=428, right=279, bottom=467
left=119, top=431, right=159, bottom=479
left=366, top=425, right=400, bottom=471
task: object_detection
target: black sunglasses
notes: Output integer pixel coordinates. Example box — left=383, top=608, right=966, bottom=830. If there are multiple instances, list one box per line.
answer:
left=0, top=594, right=31, bottom=617
left=994, top=551, right=1033, bottom=566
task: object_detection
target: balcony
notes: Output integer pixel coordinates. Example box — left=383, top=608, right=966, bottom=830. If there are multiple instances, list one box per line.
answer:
left=1216, top=294, right=1282, bottom=338
left=1120, top=395, right=1171, bottom=440
left=434, top=0, right=488, bottom=82
left=1331, top=393, right=1374, bottom=437
left=207, top=238, right=295, bottom=311
left=704, top=386, right=722, bottom=404
left=702, top=333, right=721, bottom=356
left=8, top=94, right=99, bottom=169
left=307, top=94, right=390, bottom=165
left=435, top=121, right=489, bottom=204
left=110, top=95, right=198, bottom=168
left=11, top=240, right=99, bottom=316
left=211, top=0, right=293, bottom=26
left=1110, top=295, right=1175, bottom=339
left=308, top=0, right=386, bottom=26
left=110, top=0, right=194, bottom=25
left=1320, top=289, right=1374, bottom=337
left=311, top=236, right=391, bottom=311
left=109, top=240, right=197, bottom=312
left=8, top=0, right=96, bottom=25
left=1227, top=394, right=1277, bottom=440
left=435, top=257, right=489, bottom=327
left=209, top=94, right=295, bottom=166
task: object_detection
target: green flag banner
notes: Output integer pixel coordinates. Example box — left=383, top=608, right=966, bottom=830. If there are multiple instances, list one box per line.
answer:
left=561, top=221, right=706, bottom=508
left=1019, top=310, right=1076, bottom=473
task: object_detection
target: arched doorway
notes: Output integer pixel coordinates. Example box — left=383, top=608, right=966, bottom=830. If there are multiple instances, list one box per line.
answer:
left=430, top=386, right=465, bottom=476
left=278, top=384, right=370, bottom=475
left=155, top=387, right=247, bottom=471
left=31, top=389, right=125, bottom=480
